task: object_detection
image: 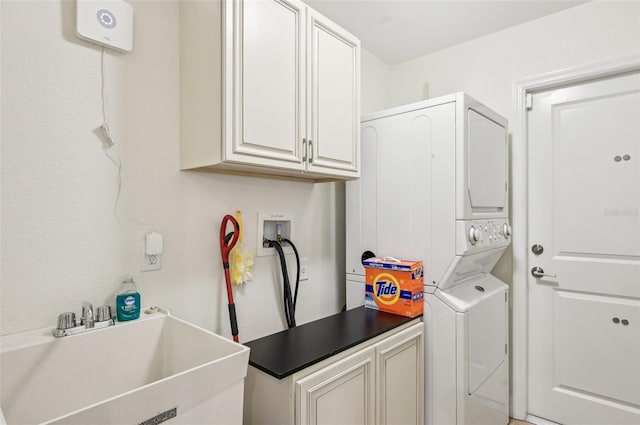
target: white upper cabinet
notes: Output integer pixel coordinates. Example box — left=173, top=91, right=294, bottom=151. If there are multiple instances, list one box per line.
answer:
left=180, top=0, right=360, bottom=181
left=227, top=0, right=306, bottom=169
left=306, top=8, right=360, bottom=177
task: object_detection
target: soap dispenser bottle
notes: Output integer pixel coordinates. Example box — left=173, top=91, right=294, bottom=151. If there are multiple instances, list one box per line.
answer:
left=116, top=274, right=141, bottom=321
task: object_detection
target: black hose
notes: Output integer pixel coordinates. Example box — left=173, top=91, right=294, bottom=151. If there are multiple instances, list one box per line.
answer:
left=282, top=238, right=300, bottom=317
left=267, top=239, right=296, bottom=328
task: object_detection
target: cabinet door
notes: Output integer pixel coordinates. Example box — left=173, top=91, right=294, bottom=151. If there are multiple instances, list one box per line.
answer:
left=345, top=119, right=379, bottom=277
left=296, top=347, right=375, bottom=425
left=225, top=0, right=306, bottom=169
left=375, top=323, right=424, bottom=425
left=306, top=8, right=360, bottom=178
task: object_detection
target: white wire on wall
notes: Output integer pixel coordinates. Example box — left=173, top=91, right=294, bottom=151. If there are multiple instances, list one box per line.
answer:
left=96, top=47, right=153, bottom=232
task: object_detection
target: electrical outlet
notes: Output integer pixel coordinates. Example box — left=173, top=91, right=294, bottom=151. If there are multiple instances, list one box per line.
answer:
left=141, top=251, right=162, bottom=272
left=141, top=232, right=163, bottom=272
left=300, top=257, right=309, bottom=281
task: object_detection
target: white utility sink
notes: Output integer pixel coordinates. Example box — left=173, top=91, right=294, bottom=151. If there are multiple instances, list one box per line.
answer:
left=0, top=309, right=250, bottom=425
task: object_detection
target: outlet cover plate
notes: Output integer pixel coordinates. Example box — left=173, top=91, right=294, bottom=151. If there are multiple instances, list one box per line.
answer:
left=141, top=250, right=162, bottom=272
left=300, top=257, right=309, bottom=281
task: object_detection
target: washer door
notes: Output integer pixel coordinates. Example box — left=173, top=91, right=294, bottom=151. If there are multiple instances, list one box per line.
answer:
left=467, top=277, right=507, bottom=395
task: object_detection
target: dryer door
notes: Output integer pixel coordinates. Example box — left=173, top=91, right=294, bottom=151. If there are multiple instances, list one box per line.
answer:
left=467, top=109, right=508, bottom=213
left=467, top=276, right=508, bottom=394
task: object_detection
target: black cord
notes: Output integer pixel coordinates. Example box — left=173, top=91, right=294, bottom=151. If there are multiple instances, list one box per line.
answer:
left=267, top=239, right=296, bottom=328
left=282, top=238, right=300, bottom=318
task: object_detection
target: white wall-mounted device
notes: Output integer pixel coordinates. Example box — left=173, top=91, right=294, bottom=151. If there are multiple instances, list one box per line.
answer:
left=76, top=0, right=133, bottom=52
left=145, top=232, right=163, bottom=256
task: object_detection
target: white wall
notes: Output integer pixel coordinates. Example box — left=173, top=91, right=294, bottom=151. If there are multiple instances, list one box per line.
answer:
left=390, top=1, right=640, bottom=118
left=361, top=48, right=392, bottom=114
left=0, top=0, right=360, bottom=341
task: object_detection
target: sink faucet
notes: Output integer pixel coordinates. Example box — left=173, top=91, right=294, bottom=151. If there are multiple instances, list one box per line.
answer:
left=81, top=301, right=95, bottom=328
left=53, top=302, right=114, bottom=337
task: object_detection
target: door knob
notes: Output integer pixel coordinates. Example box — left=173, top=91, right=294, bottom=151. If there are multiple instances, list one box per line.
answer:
left=531, top=244, right=544, bottom=255
left=531, top=266, right=556, bottom=279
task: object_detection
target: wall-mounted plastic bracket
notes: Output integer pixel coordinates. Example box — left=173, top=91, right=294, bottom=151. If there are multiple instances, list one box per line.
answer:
left=257, top=212, right=295, bottom=257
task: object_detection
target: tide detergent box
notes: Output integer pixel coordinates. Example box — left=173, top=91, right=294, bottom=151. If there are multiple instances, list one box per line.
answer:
left=363, top=257, right=424, bottom=318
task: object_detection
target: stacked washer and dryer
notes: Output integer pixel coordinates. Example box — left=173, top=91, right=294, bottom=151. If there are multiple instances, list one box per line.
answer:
left=346, top=93, right=511, bottom=425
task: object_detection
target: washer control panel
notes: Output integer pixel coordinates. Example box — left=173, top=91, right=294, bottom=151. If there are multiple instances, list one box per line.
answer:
left=457, top=219, right=511, bottom=254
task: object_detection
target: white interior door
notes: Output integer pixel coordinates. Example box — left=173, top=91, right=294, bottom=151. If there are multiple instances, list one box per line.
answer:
left=527, top=71, right=640, bottom=424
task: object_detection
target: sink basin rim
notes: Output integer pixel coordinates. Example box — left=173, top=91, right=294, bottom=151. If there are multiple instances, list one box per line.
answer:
left=0, top=309, right=250, bottom=425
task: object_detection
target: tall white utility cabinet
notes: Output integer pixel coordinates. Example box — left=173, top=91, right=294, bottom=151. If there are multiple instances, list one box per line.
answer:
left=346, top=98, right=459, bottom=301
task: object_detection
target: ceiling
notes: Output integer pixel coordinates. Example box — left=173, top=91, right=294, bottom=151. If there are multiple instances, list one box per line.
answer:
left=304, top=0, right=588, bottom=65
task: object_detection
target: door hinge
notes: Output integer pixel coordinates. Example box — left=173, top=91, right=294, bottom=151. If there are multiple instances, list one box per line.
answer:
left=505, top=292, right=507, bottom=302
left=525, top=93, right=533, bottom=110
left=505, top=344, right=508, bottom=354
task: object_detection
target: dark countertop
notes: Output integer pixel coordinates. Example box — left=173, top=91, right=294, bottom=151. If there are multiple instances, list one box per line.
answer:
left=243, top=307, right=421, bottom=379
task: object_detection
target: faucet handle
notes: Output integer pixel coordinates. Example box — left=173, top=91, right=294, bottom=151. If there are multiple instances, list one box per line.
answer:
left=95, top=305, right=113, bottom=322
left=81, top=302, right=95, bottom=328
left=57, top=312, right=76, bottom=330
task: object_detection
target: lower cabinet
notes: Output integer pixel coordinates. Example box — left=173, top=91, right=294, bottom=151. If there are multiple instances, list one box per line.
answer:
left=375, top=323, right=424, bottom=425
left=244, top=321, right=423, bottom=425
left=297, top=346, right=376, bottom=425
